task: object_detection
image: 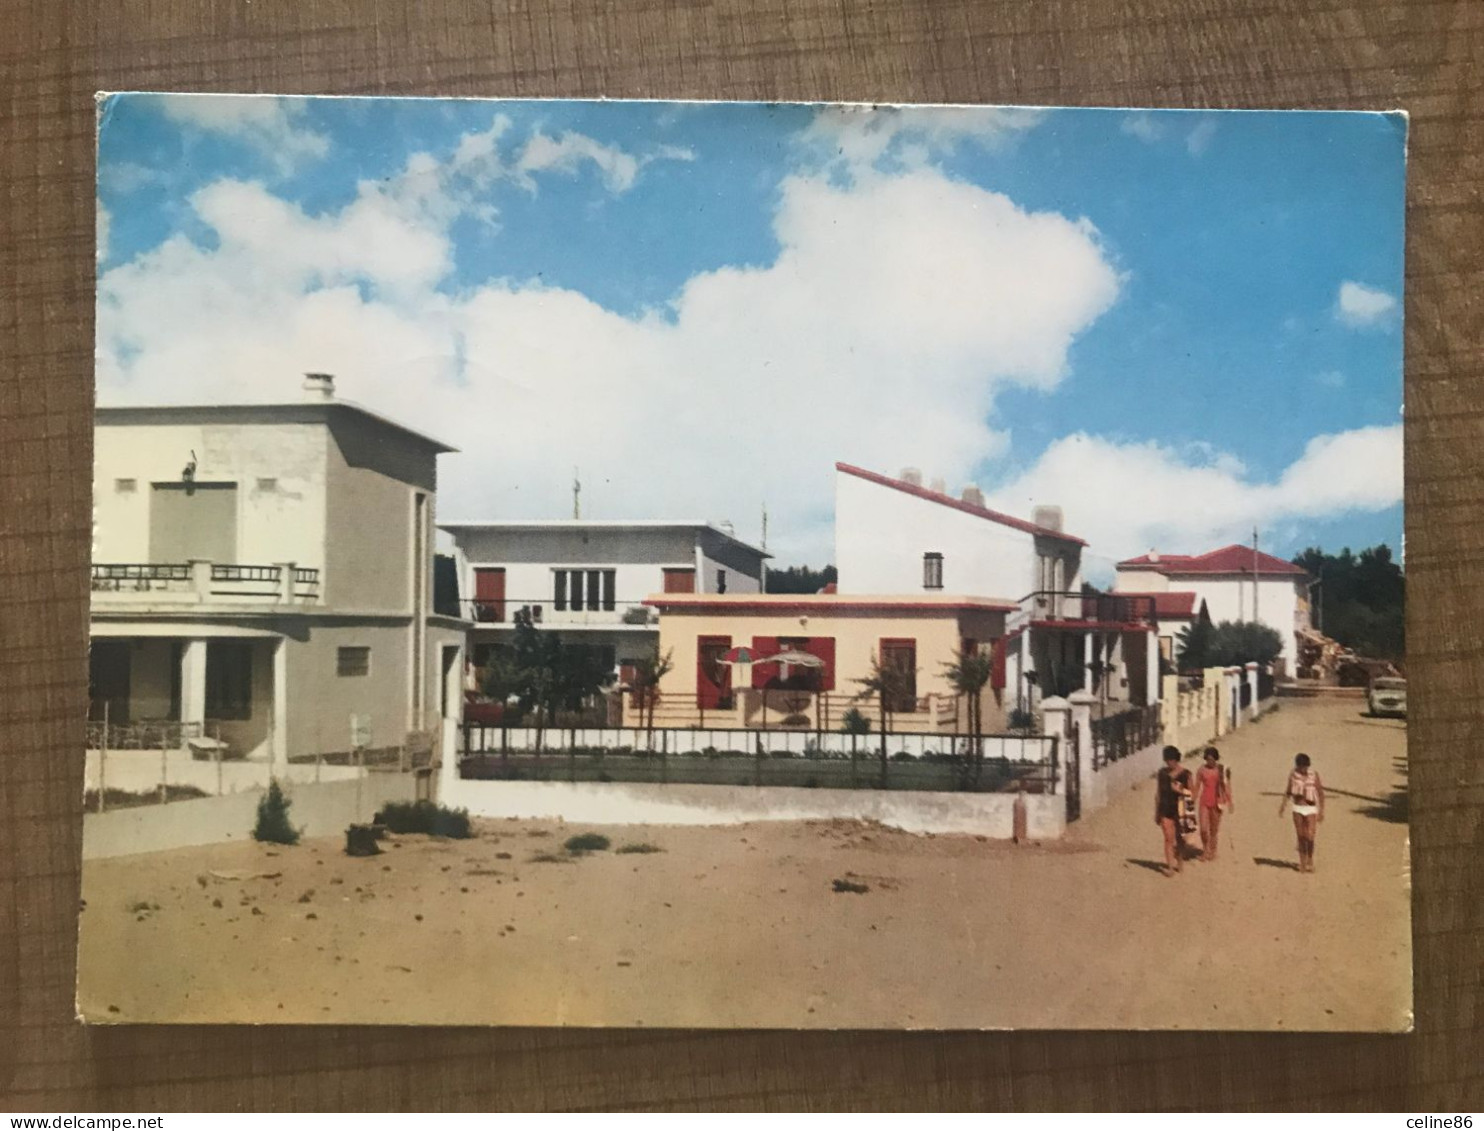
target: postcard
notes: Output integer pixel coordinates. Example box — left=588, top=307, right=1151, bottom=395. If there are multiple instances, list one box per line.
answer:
left=80, top=94, right=1408, bottom=1029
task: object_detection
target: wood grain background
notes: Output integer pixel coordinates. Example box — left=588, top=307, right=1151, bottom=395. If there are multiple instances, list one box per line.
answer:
left=2, top=0, right=1480, bottom=1111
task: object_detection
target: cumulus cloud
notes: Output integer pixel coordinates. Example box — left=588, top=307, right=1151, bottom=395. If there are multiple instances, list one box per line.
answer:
left=1185, top=119, right=1217, bottom=156
left=986, top=425, right=1403, bottom=568
left=96, top=203, right=110, bottom=260
left=1121, top=113, right=1164, bottom=143
left=155, top=94, right=330, bottom=173
left=1336, top=280, right=1398, bottom=328
left=801, top=104, right=1045, bottom=176
left=515, top=131, right=693, bottom=194
left=96, top=162, right=1120, bottom=563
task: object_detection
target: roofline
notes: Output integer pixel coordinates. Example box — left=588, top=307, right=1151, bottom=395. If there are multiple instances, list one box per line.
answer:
left=643, top=593, right=1016, bottom=614
left=438, top=519, right=770, bottom=558
left=835, top=462, right=1087, bottom=546
left=1116, top=562, right=1309, bottom=577
left=95, top=400, right=458, bottom=454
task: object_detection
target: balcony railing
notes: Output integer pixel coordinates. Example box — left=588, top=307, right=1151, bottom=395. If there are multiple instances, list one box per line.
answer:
left=91, top=561, right=320, bottom=605
left=1011, top=590, right=1157, bottom=630
left=461, top=598, right=658, bottom=628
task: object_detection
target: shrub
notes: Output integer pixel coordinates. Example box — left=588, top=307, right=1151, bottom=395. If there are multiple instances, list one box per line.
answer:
left=253, top=780, right=300, bottom=845
left=374, top=800, right=473, bottom=839
left=564, top=832, right=611, bottom=854
left=615, top=842, right=662, bottom=854
left=841, top=708, right=872, bottom=735
left=1008, top=707, right=1036, bottom=732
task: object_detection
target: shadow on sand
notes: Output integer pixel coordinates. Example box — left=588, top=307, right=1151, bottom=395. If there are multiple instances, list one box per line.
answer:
left=1253, top=856, right=1300, bottom=871
left=1125, top=858, right=1170, bottom=875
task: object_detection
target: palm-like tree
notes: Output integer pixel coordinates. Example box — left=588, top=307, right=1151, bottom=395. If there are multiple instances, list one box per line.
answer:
left=853, top=651, right=916, bottom=787
left=942, top=644, right=994, bottom=778
left=629, top=648, right=674, bottom=742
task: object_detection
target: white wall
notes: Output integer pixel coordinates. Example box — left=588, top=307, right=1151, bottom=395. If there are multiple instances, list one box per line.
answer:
left=1112, top=568, right=1171, bottom=593
left=1181, top=576, right=1303, bottom=670
left=93, top=421, right=329, bottom=568
left=835, top=471, right=1078, bottom=599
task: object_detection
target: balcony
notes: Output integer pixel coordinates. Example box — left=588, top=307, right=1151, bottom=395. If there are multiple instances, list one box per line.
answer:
left=1009, top=589, right=1157, bottom=632
left=462, top=598, right=658, bottom=630
left=91, top=561, right=321, bottom=608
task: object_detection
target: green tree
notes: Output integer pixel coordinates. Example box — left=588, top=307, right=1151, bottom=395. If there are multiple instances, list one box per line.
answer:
left=1179, top=619, right=1283, bottom=669
left=1176, top=619, right=1216, bottom=670
left=252, top=779, right=299, bottom=845
left=629, top=647, right=674, bottom=738
left=853, top=651, right=916, bottom=787
left=1292, top=544, right=1404, bottom=659
left=942, top=644, right=994, bottom=776
left=765, top=564, right=838, bottom=594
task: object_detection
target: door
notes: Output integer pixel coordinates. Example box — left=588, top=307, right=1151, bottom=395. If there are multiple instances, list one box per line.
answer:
left=696, top=635, right=733, bottom=710
left=89, top=641, right=131, bottom=723
left=473, top=567, right=506, bottom=622
left=149, top=482, right=238, bottom=563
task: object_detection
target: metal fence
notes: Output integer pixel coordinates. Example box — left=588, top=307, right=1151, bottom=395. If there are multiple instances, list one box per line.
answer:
left=1089, top=703, right=1163, bottom=770
left=460, top=723, right=1058, bottom=794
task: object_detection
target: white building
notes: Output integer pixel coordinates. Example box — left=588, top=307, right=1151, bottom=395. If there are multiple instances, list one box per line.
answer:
left=1114, top=546, right=1311, bottom=675
left=90, top=374, right=470, bottom=765
left=440, top=520, right=769, bottom=680
left=834, top=462, right=1162, bottom=716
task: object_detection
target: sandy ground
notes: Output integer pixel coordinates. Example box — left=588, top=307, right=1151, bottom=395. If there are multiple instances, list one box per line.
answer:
left=76, top=696, right=1411, bottom=1030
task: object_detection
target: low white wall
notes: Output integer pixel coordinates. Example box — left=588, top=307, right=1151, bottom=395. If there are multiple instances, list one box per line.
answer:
left=84, top=750, right=363, bottom=796
left=439, top=776, right=1065, bottom=839
left=82, top=773, right=418, bottom=860
left=1086, top=741, right=1169, bottom=811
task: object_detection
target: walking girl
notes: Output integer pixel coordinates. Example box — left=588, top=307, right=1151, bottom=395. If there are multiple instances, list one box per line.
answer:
left=1155, top=746, right=1194, bottom=876
left=1277, top=752, right=1325, bottom=873
left=1194, top=746, right=1233, bottom=861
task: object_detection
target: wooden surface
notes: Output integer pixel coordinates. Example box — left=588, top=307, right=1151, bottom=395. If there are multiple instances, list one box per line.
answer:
left=2, top=0, right=1480, bottom=1112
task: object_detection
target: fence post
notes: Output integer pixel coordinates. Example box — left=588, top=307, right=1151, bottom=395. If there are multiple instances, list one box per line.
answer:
left=159, top=737, right=169, bottom=805
left=215, top=728, right=224, bottom=796
left=754, top=731, right=763, bottom=787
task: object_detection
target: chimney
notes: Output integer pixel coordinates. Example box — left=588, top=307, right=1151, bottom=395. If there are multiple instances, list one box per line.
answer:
left=1032, top=505, right=1063, bottom=532
left=1149, top=548, right=1160, bottom=563
left=900, top=467, right=923, bottom=487
left=961, top=484, right=985, bottom=508
left=929, top=476, right=947, bottom=495
left=303, top=372, right=336, bottom=401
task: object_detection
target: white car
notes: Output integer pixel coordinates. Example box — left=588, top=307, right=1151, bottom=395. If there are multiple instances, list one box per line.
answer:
left=1367, top=676, right=1407, bottom=718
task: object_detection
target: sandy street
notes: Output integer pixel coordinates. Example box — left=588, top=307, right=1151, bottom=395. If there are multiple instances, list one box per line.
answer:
left=76, top=696, right=1410, bottom=1030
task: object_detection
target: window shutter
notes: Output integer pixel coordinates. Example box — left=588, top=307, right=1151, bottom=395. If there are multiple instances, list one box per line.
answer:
left=805, top=637, right=836, bottom=691
left=751, top=636, right=780, bottom=688
left=696, top=635, right=732, bottom=709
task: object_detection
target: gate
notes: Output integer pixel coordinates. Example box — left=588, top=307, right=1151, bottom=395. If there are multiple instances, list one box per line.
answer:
left=1064, top=722, right=1082, bottom=822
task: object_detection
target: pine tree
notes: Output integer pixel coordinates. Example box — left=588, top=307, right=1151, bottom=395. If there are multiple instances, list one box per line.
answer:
left=253, top=779, right=300, bottom=845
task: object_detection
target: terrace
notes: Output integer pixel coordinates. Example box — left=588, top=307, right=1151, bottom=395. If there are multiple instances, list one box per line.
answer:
left=90, top=561, right=321, bottom=607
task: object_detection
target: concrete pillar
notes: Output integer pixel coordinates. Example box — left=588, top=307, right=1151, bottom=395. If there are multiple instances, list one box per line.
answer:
left=1206, top=666, right=1229, bottom=736
left=1019, top=631, right=1034, bottom=711
left=1146, top=629, right=1161, bottom=707
left=1245, top=662, right=1260, bottom=720
left=188, top=559, right=212, bottom=600
left=1083, top=633, right=1096, bottom=694
left=277, top=562, right=297, bottom=603
left=1068, top=689, right=1099, bottom=808
left=179, top=639, right=209, bottom=730
left=271, top=637, right=289, bottom=770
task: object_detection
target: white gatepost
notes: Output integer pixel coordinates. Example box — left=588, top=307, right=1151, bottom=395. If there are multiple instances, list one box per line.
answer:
left=179, top=639, right=209, bottom=733
left=1039, top=694, right=1071, bottom=797
left=1245, top=662, right=1260, bottom=721
left=1145, top=629, right=1161, bottom=708
left=1068, top=689, right=1099, bottom=811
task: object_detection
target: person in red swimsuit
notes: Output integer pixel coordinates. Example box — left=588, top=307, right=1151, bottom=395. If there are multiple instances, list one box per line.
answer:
left=1193, top=746, right=1232, bottom=861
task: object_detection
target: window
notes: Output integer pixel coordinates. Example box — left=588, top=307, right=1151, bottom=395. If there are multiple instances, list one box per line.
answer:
left=553, top=569, right=617, bottom=611
left=206, top=641, right=254, bottom=720
left=923, top=552, right=944, bottom=590
left=717, top=569, right=728, bottom=594
left=337, top=646, right=371, bottom=677
left=473, top=567, right=506, bottom=622
left=663, top=567, right=696, bottom=594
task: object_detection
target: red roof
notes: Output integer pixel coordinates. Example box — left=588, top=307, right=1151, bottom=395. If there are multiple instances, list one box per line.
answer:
left=1117, top=545, right=1308, bottom=577
left=1114, top=591, right=1202, bottom=619
left=836, top=462, right=1086, bottom=545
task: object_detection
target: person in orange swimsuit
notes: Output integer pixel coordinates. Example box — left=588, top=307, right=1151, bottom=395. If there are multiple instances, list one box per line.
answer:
left=1193, top=746, right=1232, bottom=861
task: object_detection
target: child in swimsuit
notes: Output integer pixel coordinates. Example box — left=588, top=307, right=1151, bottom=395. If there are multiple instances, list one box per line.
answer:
left=1194, top=746, right=1232, bottom=862
left=1277, top=752, right=1325, bottom=873
left=1154, top=746, right=1193, bottom=876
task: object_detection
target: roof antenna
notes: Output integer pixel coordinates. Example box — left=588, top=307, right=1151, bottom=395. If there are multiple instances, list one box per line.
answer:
left=761, top=502, right=768, bottom=552
left=572, top=467, right=581, bottom=520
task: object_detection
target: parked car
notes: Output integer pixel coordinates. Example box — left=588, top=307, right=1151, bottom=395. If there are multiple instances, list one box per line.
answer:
left=1367, top=676, right=1407, bottom=718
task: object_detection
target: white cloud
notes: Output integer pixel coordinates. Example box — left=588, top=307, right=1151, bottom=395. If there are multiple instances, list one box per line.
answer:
left=1121, top=113, right=1164, bottom=143
left=96, top=203, right=110, bottom=260
left=986, top=425, right=1403, bottom=568
left=801, top=105, right=1045, bottom=176
left=1185, top=119, right=1217, bottom=156
left=515, top=130, right=693, bottom=194
left=96, top=163, right=1119, bottom=564
left=1336, top=280, right=1398, bottom=328
left=156, top=94, right=330, bottom=174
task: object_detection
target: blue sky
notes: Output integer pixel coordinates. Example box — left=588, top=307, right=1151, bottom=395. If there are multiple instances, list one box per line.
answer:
left=96, top=96, right=1406, bottom=575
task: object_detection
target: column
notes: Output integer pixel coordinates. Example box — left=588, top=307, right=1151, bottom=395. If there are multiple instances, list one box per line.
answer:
left=1244, top=662, right=1260, bottom=721
left=277, top=562, right=297, bottom=603
left=179, top=639, right=209, bottom=731
left=1207, top=666, right=1229, bottom=736
left=188, top=559, right=212, bottom=600
left=1083, top=633, right=1096, bottom=694
left=1068, top=689, right=1099, bottom=808
left=1146, top=629, right=1161, bottom=708
left=271, top=637, right=289, bottom=771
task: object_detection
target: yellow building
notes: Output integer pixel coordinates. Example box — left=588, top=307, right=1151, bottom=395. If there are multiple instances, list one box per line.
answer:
left=624, top=592, right=1015, bottom=734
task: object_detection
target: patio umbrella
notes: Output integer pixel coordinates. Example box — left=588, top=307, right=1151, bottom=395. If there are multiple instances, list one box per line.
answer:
left=716, top=645, right=767, bottom=666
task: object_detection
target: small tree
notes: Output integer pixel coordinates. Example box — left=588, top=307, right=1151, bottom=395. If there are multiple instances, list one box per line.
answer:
left=629, top=648, right=674, bottom=738
left=1209, top=620, right=1284, bottom=667
left=853, top=651, right=916, bottom=787
left=840, top=707, right=871, bottom=735
left=942, top=644, right=994, bottom=774
left=253, top=779, right=299, bottom=845
left=1176, top=619, right=1216, bottom=671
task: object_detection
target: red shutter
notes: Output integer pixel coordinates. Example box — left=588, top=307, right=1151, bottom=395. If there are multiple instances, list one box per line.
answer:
left=804, top=637, right=836, bottom=691
left=751, top=636, right=780, bottom=688
left=474, top=568, right=506, bottom=622
left=990, top=636, right=1007, bottom=691
left=663, top=568, right=696, bottom=594
left=696, top=635, right=732, bottom=709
